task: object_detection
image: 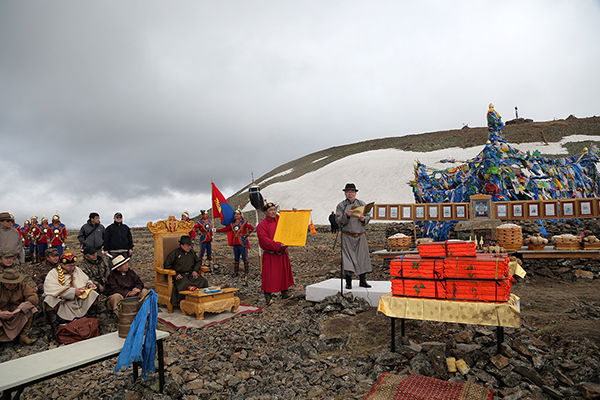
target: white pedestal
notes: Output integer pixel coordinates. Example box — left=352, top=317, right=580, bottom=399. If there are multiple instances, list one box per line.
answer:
left=305, top=278, right=391, bottom=307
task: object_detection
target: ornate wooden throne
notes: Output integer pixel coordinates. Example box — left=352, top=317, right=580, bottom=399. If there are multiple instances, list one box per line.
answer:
left=147, top=216, right=208, bottom=313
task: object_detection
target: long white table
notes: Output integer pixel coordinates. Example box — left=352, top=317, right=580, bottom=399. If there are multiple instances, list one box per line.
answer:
left=0, top=330, right=169, bottom=400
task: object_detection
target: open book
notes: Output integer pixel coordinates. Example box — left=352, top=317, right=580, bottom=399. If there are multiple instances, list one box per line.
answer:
left=350, top=202, right=374, bottom=218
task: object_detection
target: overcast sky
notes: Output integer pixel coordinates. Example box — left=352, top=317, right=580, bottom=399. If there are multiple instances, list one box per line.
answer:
left=1, top=1, right=599, bottom=228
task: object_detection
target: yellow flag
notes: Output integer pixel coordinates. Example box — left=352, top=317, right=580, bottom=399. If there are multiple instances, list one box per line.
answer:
left=273, top=210, right=311, bottom=247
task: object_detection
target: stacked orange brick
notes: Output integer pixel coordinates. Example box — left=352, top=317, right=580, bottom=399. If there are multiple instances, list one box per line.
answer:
left=390, top=240, right=513, bottom=302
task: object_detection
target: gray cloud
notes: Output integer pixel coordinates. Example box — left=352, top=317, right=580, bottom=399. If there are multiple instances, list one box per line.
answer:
left=2, top=0, right=599, bottom=227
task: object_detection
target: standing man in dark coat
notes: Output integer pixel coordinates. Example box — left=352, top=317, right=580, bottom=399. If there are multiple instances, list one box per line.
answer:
left=103, top=212, right=134, bottom=259
left=164, top=235, right=208, bottom=304
left=328, top=211, right=338, bottom=234
left=77, top=212, right=105, bottom=256
left=335, top=183, right=372, bottom=289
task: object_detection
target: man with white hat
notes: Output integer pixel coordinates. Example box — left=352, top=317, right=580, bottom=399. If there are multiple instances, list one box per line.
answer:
left=0, top=268, right=39, bottom=344
left=105, top=255, right=148, bottom=318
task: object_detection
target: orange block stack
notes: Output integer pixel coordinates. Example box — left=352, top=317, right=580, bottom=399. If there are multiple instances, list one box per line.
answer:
left=390, top=240, right=513, bottom=303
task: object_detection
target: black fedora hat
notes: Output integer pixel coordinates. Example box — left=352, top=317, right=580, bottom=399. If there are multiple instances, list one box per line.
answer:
left=342, top=183, right=358, bottom=192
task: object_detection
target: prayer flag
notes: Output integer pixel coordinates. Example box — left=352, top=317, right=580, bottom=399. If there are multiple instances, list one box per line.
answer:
left=212, top=182, right=235, bottom=226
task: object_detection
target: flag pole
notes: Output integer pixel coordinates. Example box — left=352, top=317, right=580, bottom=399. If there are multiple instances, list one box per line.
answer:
left=211, top=179, right=217, bottom=266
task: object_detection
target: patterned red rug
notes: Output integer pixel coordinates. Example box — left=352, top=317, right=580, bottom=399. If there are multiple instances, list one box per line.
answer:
left=366, top=373, right=493, bottom=400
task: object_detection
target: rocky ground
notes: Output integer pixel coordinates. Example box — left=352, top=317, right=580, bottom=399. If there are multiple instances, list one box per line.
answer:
left=2, top=223, right=600, bottom=400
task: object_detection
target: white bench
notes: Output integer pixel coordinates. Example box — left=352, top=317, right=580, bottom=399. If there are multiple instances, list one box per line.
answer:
left=0, top=330, right=169, bottom=400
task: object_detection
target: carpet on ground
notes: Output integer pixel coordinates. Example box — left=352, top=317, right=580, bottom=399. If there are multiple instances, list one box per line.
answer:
left=157, top=304, right=262, bottom=329
left=366, top=373, right=493, bottom=400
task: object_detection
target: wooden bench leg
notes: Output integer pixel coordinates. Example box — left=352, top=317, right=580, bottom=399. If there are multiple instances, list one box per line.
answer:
left=1, top=386, right=24, bottom=400
left=158, top=338, right=165, bottom=393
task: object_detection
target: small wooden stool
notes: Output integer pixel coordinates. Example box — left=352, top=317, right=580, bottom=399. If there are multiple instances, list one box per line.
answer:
left=179, top=287, right=240, bottom=320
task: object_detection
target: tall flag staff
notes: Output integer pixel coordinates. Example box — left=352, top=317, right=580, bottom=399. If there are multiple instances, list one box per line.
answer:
left=211, top=180, right=236, bottom=267
left=248, top=175, right=265, bottom=270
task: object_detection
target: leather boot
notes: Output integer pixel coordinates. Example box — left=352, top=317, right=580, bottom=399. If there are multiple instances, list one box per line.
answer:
left=345, top=273, right=352, bottom=290
left=359, top=273, right=372, bottom=288
left=243, top=261, right=249, bottom=278
left=264, top=291, right=273, bottom=305
left=233, top=262, right=240, bottom=278
left=19, top=316, right=36, bottom=345
left=86, top=301, right=98, bottom=318
left=198, top=256, right=204, bottom=266
left=46, top=308, right=60, bottom=339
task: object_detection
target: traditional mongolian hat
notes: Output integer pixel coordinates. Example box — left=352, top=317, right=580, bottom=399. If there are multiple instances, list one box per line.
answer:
left=234, top=207, right=242, bottom=215
left=179, top=235, right=193, bottom=245
left=200, top=209, right=207, bottom=215
left=111, top=255, right=130, bottom=270
left=60, top=251, right=77, bottom=264
left=52, top=213, right=60, bottom=221
left=31, top=215, right=38, bottom=221
left=182, top=210, right=189, bottom=218
left=0, top=268, right=25, bottom=284
left=342, top=183, right=358, bottom=192
left=24, top=219, right=30, bottom=225
left=41, top=215, right=48, bottom=222
left=263, top=202, right=277, bottom=212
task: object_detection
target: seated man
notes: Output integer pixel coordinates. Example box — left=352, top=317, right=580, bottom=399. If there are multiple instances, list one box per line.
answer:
left=1, top=250, right=16, bottom=271
left=79, top=246, right=111, bottom=294
left=31, top=247, right=61, bottom=295
left=43, top=252, right=99, bottom=338
left=0, top=268, right=39, bottom=344
left=105, top=255, right=148, bottom=318
left=164, top=235, right=208, bottom=305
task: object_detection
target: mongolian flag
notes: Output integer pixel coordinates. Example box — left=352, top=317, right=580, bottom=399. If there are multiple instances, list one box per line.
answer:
left=212, top=182, right=235, bottom=226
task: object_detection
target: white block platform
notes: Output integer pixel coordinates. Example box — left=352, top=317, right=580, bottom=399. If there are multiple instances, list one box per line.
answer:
left=305, top=278, right=391, bottom=307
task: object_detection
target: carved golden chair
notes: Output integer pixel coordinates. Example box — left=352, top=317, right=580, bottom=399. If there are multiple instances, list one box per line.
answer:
left=147, top=216, right=209, bottom=313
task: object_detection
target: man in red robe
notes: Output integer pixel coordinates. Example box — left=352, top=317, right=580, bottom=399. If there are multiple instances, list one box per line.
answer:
left=256, top=202, right=294, bottom=305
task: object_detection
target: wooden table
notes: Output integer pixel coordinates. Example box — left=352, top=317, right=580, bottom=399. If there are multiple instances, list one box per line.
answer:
left=179, top=287, right=240, bottom=320
left=516, top=246, right=600, bottom=259
left=374, top=247, right=600, bottom=260
left=378, top=293, right=520, bottom=355
left=0, top=330, right=169, bottom=400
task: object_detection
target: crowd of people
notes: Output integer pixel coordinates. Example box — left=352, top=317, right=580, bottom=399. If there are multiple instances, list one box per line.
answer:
left=0, top=211, right=145, bottom=345
left=1, top=183, right=373, bottom=345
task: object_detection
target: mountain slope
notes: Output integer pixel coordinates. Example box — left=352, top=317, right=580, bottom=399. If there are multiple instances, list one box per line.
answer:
left=226, top=116, right=600, bottom=225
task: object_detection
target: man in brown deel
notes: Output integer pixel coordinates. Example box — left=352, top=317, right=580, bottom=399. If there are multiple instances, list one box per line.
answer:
left=164, top=235, right=209, bottom=304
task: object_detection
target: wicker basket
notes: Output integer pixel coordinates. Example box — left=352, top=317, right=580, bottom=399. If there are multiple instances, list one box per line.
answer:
left=526, top=243, right=546, bottom=251
left=554, top=242, right=581, bottom=251
left=496, top=225, right=523, bottom=251
left=388, top=236, right=411, bottom=251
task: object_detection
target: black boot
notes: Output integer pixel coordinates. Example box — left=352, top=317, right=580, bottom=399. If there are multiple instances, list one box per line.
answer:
left=345, top=273, right=352, bottom=289
left=86, top=301, right=98, bottom=318
left=45, top=309, right=60, bottom=340
left=359, top=274, right=372, bottom=288
left=243, top=261, right=249, bottom=279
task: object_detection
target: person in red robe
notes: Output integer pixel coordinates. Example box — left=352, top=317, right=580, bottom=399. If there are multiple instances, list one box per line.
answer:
left=256, top=202, right=294, bottom=305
